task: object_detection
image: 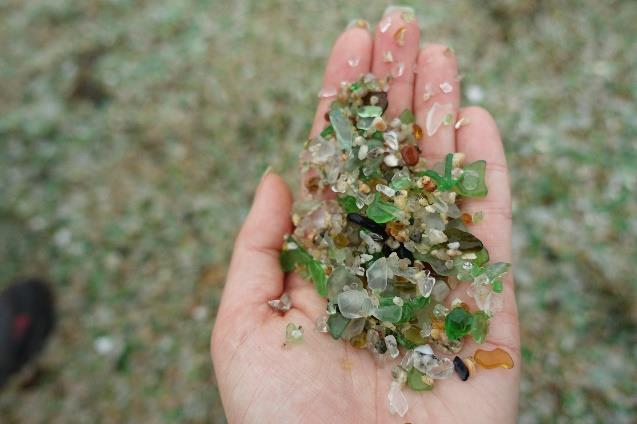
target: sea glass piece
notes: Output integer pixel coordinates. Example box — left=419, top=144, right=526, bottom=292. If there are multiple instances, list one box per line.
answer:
left=391, top=62, right=405, bottom=78
left=400, top=144, right=419, bottom=166
left=455, top=160, right=488, bottom=198
left=419, top=320, right=432, bottom=338
left=337, top=290, right=372, bottom=319
left=431, top=280, right=450, bottom=302
left=315, top=314, right=329, bottom=333
left=439, top=81, right=453, bottom=94
left=329, top=108, right=353, bottom=150
left=471, top=310, right=489, bottom=344
left=376, top=184, right=396, bottom=197
left=318, top=87, right=337, bottom=98
left=486, top=262, right=511, bottom=281
left=393, top=27, right=406, bottom=46
left=358, top=105, right=383, bottom=118
left=385, top=335, right=400, bottom=358
left=441, top=337, right=464, bottom=355
left=387, top=381, right=408, bottom=417
left=411, top=349, right=435, bottom=375
left=366, top=193, right=403, bottom=224
left=399, top=109, right=415, bottom=124
left=445, top=307, right=473, bottom=341
left=380, top=15, right=392, bottom=33
left=391, top=365, right=407, bottom=384
left=327, top=313, right=350, bottom=340
left=401, top=350, right=414, bottom=370
left=407, top=367, right=433, bottom=391
left=372, top=304, right=402, bottom=323
left=414, top=344, right=434, bottom=356
left=468, top=282, right=492, bottom=312
left=403, top=326, right=427, bottom=345
left=383, top=131, right=399, bottom=150
left=425, top=102, right=455, bottom=136
left=268, top=293, right=292, bottom=312
left=425, top=357, right=454, bottom=379
left=383, top=153, right=399, bottom=167
left=417, top=275, right=436, bottom=297
left=474, top=348, right=514, bottom=369
left=341, top=317, right=366, bottom=340
left=366, top=257, right=393, bottom=291
left=350, top=332, right=367, bottom=348
left=348, top=56, right=360, bottom=67
left=285, top=323, right=304, bottom=344
left=432, top=303, right=449, bottom=320
left=328, top=266, right=360, bottom=298
left=413, top=123, right=423, bottom=140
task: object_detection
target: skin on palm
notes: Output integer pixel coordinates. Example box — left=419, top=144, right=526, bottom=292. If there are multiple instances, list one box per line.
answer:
left=212, top=8, right=520, bottom=423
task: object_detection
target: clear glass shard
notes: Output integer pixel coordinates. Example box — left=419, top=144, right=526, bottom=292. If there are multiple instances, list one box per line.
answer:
left=337, top=289, right=372, bottom=319
left=366, top=257, right=393, bottom=291
left=388, top=381, right=408, bottom=417
left=425, top=102, right=455, bottom=136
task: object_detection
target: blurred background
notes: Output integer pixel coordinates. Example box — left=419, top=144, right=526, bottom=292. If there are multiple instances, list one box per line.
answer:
left=0, top=0, right=635, bottom=422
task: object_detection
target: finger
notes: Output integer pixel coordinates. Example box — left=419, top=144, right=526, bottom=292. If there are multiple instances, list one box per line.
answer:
left=371, top=6, right=420, bottom=118
left=414, top=44, right=460, bottom=165
left=219, top=172, right=292, bottom=313
left=309, top=20, right=373, bottom=138
left=455, top=106, right=518, bottom=353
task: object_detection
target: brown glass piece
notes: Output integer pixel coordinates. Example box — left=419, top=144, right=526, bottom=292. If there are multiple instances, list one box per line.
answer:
left=401, top=145, right=420, bottom=166
left=474, top=348, right=514, bottom=369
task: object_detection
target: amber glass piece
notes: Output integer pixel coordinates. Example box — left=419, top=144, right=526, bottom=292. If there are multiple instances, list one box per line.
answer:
left=350, top=332, right=367, bottom=349
left=413, top=123, right=423, bottom=140
left=432, top=318, right=445, bottom=330
left=367, top=178, right=384, bottom=191
left=461, top=212, right=473, bottom=224
left=403, top=326, right=427, bottom=345
left=474, top=348, right=514, bottom=369
left=393, top=27, right=406, bottom=46
left=334, top=233, right=350, bottom=248
left=386, top=221, right=405, bottom=239
left=305, top=176, right=320, bottom=193
left=423, top=177, right=437, bottom=192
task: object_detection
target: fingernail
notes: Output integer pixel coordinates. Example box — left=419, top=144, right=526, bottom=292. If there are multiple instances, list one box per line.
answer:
left=346, top=18, right=370, bottom=31
left=383, top=5, right=415, bottom=17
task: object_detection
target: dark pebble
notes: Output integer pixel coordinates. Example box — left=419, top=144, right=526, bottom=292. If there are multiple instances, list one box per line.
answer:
left=346, top=213, right=387, bottom=239
left=395, top=244, right=414, bottom=263
left=409, top=232, right=422, bottom=243
left=374, top=338, right=387, bottom=354
left=453, top=356, right=470, bottom=381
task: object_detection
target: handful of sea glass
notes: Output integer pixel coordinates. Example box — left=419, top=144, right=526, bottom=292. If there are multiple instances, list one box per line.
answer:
left=277, top=75, right=513, bottom=417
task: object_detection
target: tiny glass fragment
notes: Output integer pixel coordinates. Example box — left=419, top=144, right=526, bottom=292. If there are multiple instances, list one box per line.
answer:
left=268, top=293, right=292, bottom=313
left=285, top=323, right=304, bottom=344
left=380, top=15, right=392, bottom=33
left=440, top=81, right=453, bottom=94
left=393, top=27, right=406, bottom=46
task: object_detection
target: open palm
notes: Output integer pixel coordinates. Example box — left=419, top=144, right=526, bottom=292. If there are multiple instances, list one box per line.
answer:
left=212, top=8, right=520, bottom=423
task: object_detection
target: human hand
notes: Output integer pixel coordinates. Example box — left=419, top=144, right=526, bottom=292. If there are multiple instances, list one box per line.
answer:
left=211, top=8, right=519, bottom=423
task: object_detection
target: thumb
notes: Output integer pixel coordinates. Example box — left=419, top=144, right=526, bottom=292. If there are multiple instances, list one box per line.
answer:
left=218, top=171, right=293, bottom=314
